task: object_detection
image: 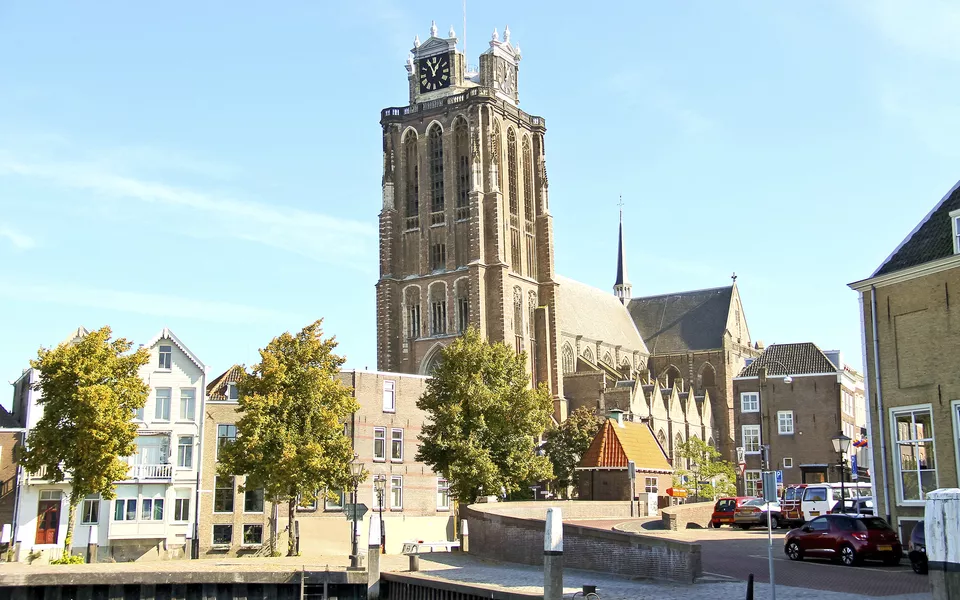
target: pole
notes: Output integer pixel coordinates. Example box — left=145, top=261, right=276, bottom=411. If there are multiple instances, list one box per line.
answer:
left=840, top=455, right=846, bottom=514
left=767, top=498, right=776, bottom=600
left=379, top=486, right=385, bottom=554
left=350, top=479, right=360, bottom=569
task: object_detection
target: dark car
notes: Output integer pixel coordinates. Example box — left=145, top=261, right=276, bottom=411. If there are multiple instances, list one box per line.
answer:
left=784, top=514, right=902, bottom=566
left=908, top=520, right=927, bottom=574
left=734, top=498, right=783, bottom=529
left=711, top=497, right=753, bottom=528
left=829, top=496, right=875, bottom=515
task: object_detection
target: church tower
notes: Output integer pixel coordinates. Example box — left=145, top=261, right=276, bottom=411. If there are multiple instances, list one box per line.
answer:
left=376, top=22, right=564, bottom=401
left=613, top=208, right=631, bottom=303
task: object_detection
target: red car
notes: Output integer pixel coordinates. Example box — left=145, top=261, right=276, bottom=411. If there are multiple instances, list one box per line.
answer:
left=711, top=497, right=754, bottom=528
left=784, top=514, right=902, bottom=566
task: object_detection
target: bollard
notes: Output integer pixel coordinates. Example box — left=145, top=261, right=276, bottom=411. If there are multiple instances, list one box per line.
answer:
left=745, top=573, right=754, bottom=600
left=544, top=507, right=563, bottom=600
left=367, top=514, right=382, bottom=600
left=408, top=553, right=420, bottom=572
left=86, top=525, right=98, bottom=564
left=460, top=519, right=469, bottom=553
left=925, top=488, right=960, bottom=600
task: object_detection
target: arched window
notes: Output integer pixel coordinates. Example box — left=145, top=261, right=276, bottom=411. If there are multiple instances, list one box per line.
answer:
left=522, top=136, right=536, bottom=278
left=528, top=291, right=538, bottom=385
left=699, top=363, right=717, bottom=389
left=602, top=351, right=613, bottom=366
left=404, top=286, right=422, bottom=340
left=657, top=429, right=667, bottom=450
left=428, top=125, right=444, bottom=224
left=507, top=128, right=521, bottom=274
left=562, top=344, right=575, bottom=374
left=429, top=283, right=447, bottom=336
left=582, top=347, right=594, bottom=364
left=491, top=118, right=502, bottom=191
left=455, top=279, right=469, bottom=333
left=620, top=358, right=631, bottom=377
left=422, top=344, right=444, bottom=375
left=708, top=437, right=716, bottom=451
left=403, top=132, right=419, bottom=229
left=664, top=365, right=681, bottom=388
left=454, top=118, right=469, bottom=220
left=513, top=286, right=524, bottom=354
left=674, top=434, right=684, bottom=468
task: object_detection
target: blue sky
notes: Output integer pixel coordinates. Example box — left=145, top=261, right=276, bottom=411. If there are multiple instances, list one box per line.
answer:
left=1, top=1, right=958, bottom=393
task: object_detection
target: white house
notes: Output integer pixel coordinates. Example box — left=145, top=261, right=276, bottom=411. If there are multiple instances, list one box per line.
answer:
left=13, top=327, right=207, bottom=562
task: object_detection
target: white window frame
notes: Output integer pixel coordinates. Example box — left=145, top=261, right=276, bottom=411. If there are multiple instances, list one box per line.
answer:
left=212, top=524, right=232, bottom=547
left=777, top=410, right=794, bottom=435
left=174, top=498, right=190, bottom=522
left=242, top=524, right=263, bottom=547
left=437, top=478, right=450, bottom=511
left=179, top=388, right=196, bottom=421
left=243, top=487, right=265, bottom=514
left=953, top=400, right=960, bottom=489
left=742, top=425, right=761, bottom=454
left=391, top=428, right=403, bottom=462
left=382, top=380, right=396, bottom=413
left=216, top=424, right=237, bottom=460
left=890, top=403, right=938, bottom=507
left=177, top=435, right=193, bottom=468
left=390, top=475, right=403, bottom=510
left=783, top=457, right=793, bottom=469
left=373, top=427, right=386, bottom=462
left=744, top=470, right=761, bottom=497
left=81, top=494, right=100, bottom=525
left=114, top=498, right=137, bottom=521
left=158, top=345, right=172, bottom=370
left=740, top=392, right=759, bottom=413
left=155, top=388, right=171, bottom=421
left=644, top=477, right=658, bottom=494
left=324, top=489, right=344, bottom=511
left=140, top=497, right=164, bottom=521
left=227, top=382, right=239, bottom=401
left=950, top=209, right=960, bottom=254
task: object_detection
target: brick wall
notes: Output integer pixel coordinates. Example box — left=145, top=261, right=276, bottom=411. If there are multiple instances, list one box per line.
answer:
left=464, top=502, right=701, bottom=583
left=660, top=501, right=715, bottom=531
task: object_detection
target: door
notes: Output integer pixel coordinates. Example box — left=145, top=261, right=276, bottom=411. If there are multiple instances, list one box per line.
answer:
left=802, top=486, right=828, bottom=521
left=35, top=500, right=60, bottom=545
left=800, top=517, right=831, bottom=556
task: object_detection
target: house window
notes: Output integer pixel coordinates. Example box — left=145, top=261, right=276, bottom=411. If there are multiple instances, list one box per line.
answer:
left=180, top=388, right=196, bottom=421
left=158, top=345, right=172, bottom=369
left=561, top=344, right=575, bottom=374
left=431, top=243, right=446, bottom=271
left=298, top=493, right=318, bottom=511
left=952, top=212, right=960, bottom=254
left=177, top=436, right=194, bottom=468
left=645, top=477, right=658, bottom=494
left=744, top=470, right=761, bottom=497
left=892, top=407, right=938, bottom=502
left=244, top=488, right=264, bottom=513
left=391, top=429, right=403, bottom=461
left=783, top=457, right=794, bottom=469
left=213, top=524, right=232, bottom=546
left=408, top=304, right=421, bottom=340
left=740, top=392, right=759, bottom=413
left=325, top=490, right=344, bottom=511
left=390, top=475, right=403, bottom=510
left=155, top=388, right=171, bottom=421
left=742, top=425, right=761, bottom=454
left=81, top=495, right=100, bottom=524
left=114, top=499, right=137, bottom=521
left=141, top=498, right=164, bottom=521
left=373, top=427, right=386, bottom=461
left=458, top=296, right=469, bottom=333
left=174, top=498, right=190, bottom=521
left=214, top=476, right=235, bottom=513
left=778, top=411, right=794, bottom=435
left=437, top=479, right=450, bottom=510
left=243, top=524, right=263, bottom=546
left=382, top=380, right=396, bottom=412
left=228, top=382, right=239, bottom=401
left=431, top=300, right=447, bottom=335
left=134, top=405, right=144, bottom=421
left=217, top=424, right=237, bottom=459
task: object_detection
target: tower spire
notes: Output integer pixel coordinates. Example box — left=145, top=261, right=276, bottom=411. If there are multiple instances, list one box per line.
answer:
left=614, top=196, right=631, bottom=304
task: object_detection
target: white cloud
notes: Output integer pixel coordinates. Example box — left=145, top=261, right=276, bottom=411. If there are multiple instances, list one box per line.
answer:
left=0, top=280, right=293, bottom=324
left=851, top=0, right=960, bottom=62
left=0, top=225, right=36, bottom=250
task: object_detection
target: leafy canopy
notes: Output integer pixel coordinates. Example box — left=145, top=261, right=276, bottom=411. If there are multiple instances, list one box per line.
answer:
left=416, top=328, right=554, bottom=502
left=543, top=406, right=604, bottom=495
left=673, top=436, right=737, bottom=500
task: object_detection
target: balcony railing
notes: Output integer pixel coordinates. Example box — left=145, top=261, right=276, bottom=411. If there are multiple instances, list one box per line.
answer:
left=27, top=463, right=173, bottom=483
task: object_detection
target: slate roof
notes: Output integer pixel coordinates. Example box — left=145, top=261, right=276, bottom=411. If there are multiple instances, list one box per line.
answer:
left=738, top=343, right=837, bottom=378
left=555, top=275, right=648, bottom=354
left=874, top=180, right=960, bottom=277
left=0, top=406, right=22, bottom=429
left=627, top=286, right=732, bottom=354
left=207, top=365, right=244, bottom=401
left=579, top=418, right=673, bottom=473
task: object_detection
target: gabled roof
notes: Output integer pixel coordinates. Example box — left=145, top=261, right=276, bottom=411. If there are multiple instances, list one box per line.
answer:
left=873, top=179, right=960, bottom=277
left=556, top=275, right=648, bottom=354
left=0, top=406, right=23, bottom=429
left=738, top=343, right=837, bottom=378
left=143, top=327, right=205, bottom=371
left=628, top=286, right=733, bottom=353
left=207, top=365, right=244, bottom=400
left=579, top=418, right=673, bottom=473
left=61, top=326, right=89, bottom=346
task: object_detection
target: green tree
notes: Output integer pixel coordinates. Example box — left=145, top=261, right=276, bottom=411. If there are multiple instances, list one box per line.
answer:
left=416, top=328, right=554, bottom=503
left=543, top=406, right=604, bottom=497
left=673, top=437, right=737, bottom=501
left=20, top=327, right=150, bottom=557
left=217, top=320, right=359, bottom=556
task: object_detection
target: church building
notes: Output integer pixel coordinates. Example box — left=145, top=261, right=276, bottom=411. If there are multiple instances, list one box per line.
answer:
left=376, top=22, right=757, bottom=463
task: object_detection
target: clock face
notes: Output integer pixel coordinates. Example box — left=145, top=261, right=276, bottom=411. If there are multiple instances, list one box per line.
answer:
left=419, top=54, right=451, bottom=93
left=495, top=62, right=515, bottom=94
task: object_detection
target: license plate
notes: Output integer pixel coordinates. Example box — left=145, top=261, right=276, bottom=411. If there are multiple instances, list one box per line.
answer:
left=721, top=518, right=732, bottom=522
left=810, top=511, right=820, bottom=517
left=878, top=545, right=892, bottom=551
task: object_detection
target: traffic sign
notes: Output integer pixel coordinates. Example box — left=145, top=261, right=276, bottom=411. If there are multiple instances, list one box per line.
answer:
left=736, top=446, right=746, bottom=465
left=344, top=503, right=369, bottom=520
left=666, top=487, right=687, bottom=498
left=737, top=463, right=746, bottom=477
left=775, top=470, right=783, bottom=484
left=851, top=455, right=859, bottom=481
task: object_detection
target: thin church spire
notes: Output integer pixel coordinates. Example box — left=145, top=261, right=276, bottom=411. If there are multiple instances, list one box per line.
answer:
left=614, top=196, right=632, bottom=304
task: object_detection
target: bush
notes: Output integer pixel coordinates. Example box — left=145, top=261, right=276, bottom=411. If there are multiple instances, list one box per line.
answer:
left=51, top=553, right=85, bottom=565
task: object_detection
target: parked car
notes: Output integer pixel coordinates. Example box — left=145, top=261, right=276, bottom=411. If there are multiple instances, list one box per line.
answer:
left=780, top=484, right=808, bottom=527
left=711, top=497, right=753, bottom=528
left=784, top=514, right=902, bottom=566
left=829, top=496, right=875, bottom=516
left=908, top=520, right=927, bottom=574
left=800, top=482, right=872, bottom=521
left=734, top=498, right=783, bottom=529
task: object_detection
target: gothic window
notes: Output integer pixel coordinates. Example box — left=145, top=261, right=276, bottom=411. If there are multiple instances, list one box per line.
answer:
left=582, top=347, right=594, bottom=364
left=430, top=243, right=446, bottom=271
left=429, top=284, right=447, bottom=336
left=699, top=363, right=717, bottom=389
left=404, top=287, right=421, bottom=340
left=674, top=434, right=684, bottom=468
left=522, top=136, right=533, bottom=224
left=602, top=351, right=613, bottom=366
left=620, top=358, right=631, bottom=378
left=507, top=128, right=522, bottom=274
left=454, top=118, right=470, bottom=221
left=708, top=437, right=716, bottom=451
left=429, top=125, right=444, bottom=225
left=455, top=279, right=469, bottom=333
left=513, top=286, right=524, bottom=354
left=528, top=291, right=538, bottom=385
left=492, top=118, right=502, bottom=192
left=664, top=365, right=681, bottom=388
left=403, top=132, right=419, bottom=229
left=657, top=430, right=667, bottom=451
left=561, top=344, right=575, bottom=374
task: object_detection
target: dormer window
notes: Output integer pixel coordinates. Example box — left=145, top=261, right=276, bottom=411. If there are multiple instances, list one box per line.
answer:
left=158, top=345, right=172, bottom=370
left=227, top=383, right=239, bottom=401
left=951, top=209, right=960, bottom=254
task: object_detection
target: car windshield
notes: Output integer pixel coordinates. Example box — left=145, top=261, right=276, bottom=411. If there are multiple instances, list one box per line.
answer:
left=717, top=500, right=733, bottom=510
left=744, top=499, right=765, bottom=506
left=854, top=517, right=892, bottom=531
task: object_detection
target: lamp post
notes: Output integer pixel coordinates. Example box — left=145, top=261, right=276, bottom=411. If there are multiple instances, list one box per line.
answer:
left=832, top=433, right=852, bottom=513
left=348, top=454, right=364, bottom=569
left=374, top=474, right=386, bottom=554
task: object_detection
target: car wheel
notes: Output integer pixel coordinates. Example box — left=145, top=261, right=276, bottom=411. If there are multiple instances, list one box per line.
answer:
left=840, top=544, right=860, bottom=566
left=711, top=520, right=721, bottom=529
left=785, top=541, right=803, bottom=561
left=883, top=554, right=901, bottom=566
left=769, top=516, right=779, bottom=529
left=739, top=524, right=751, bottom=530
left=911, top=557, right=928, bottom=574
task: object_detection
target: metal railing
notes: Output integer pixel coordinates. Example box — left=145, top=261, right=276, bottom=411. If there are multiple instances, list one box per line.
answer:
left=381, top=87, right=546, bottom=129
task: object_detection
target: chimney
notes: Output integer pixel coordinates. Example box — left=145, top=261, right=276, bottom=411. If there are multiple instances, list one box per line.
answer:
left=608, top=408, right=625, bottom=427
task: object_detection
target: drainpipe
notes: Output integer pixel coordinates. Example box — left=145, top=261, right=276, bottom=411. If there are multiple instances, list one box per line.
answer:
left=192, top=366, right=208, bottom=559
left=869, top=286, right=891, bottom=523
left=10, top=430, right=25, bottom=560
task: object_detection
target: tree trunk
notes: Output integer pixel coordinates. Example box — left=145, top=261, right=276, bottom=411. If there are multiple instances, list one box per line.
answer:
left=63, top=498, right=79, bottom=557
left=267, top=503, right=277, bottom=556
left=287, top=496, right=297, bottom=556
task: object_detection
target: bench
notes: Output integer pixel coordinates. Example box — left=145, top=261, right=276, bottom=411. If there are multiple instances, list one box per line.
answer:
left=402, top=541, right=461, bottom=571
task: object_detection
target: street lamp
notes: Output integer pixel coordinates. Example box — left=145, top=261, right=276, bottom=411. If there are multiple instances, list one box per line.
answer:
left=832, top=432, right=853, bottom=513
left=373, top=474, right=386, bottom=554
left=348, top=454, right=364, bottom=569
